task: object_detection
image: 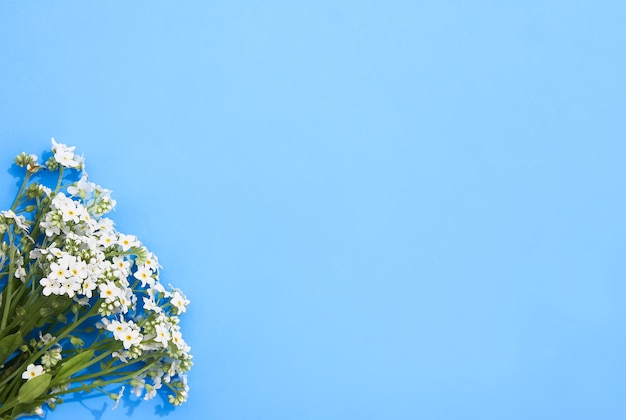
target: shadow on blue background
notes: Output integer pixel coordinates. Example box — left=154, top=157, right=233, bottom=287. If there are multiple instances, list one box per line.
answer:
left=2, top=1, right=626, bottom=419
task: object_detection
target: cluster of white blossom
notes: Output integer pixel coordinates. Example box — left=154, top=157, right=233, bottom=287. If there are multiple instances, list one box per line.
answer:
left=9, top=138, right=192, bottom=411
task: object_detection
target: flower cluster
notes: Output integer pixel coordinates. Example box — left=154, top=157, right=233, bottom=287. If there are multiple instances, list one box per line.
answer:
left=0, top=139, right=192, bottom=419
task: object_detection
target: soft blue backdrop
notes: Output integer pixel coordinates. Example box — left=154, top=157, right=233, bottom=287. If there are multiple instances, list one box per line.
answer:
left=2, top=1, right=626, bottom=419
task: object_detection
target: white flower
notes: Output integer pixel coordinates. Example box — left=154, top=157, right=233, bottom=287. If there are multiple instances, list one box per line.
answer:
left=81, top=278, right=97, bottom=298
left=112, top=351, right=129, bottom=363
left=40, top=220, right=60, bottom=236
left=69, top=259, right=88, bottom=279
left=117, top=234, right=138, bottom=252
left=131, top=376, right=146, bottom=397
left=52, top=193, right=87, bottom=224
left=99, top=281, right=122, bottom=302
left=120, top=327, right=143, bottom=350
left=145, top=376, right=162, bottom=400
left=106, top=319, right=126, bottom=340
left=133, top=266, right=153, bottom=287
left=142, top=296, right=162, bottom=314
left=40, top=276, right=61, bottom=296
left=38, top=332, right=55, bottom=345
left=1, top=209, right=16, bottom=219
left=143, top=253, right=159, bottom=270
left=67, top=174, right=94, bottom=198
left=117, top=288, right=136, bottom=314
left=154, top=323, right=171, bottom=346
left=22, top=364, right=44, bottom=380
left=171, top=331, right=190, bottom=352
left=39, top=184, right=52, bottom=196
left=98, top=234, right=117, bottom=248
left=1, top=210, right=30, bottom=232
left=112, top=386, right=125, bottom=410
left=59, top=276, right=82, bottom=298
left=170, top=290, right=190, bottom=314
left=51, top=137, right=80, bottom=168
left=113, top=256, right=131, bottom=277
left=48, top=261, right=68, bottom=281
left=15, top=266, right=26, bottom=281
left=94, top=217, right=115, bottom=233
left=73, top=295, right=90, bottom=306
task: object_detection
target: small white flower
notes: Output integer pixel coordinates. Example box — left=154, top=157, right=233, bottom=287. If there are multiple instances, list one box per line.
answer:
left=133, top=266, right=153, bottom=287
left=170, top=290, right=190, bottom=314
left=32, top=406, right=44, bottom=418
left=120, top=327, right=143, bottom=350
left=154, top=323, right=171, bottom=347
left=59, top=276, right=81, bottom=298
left=99, top=281, right=122, bottom=302
left=94, top=217, right=115, bottom=233
left=106, top=319, right=126, bottom=339
left=73, top=295, right=90, bottom=306
left=39, top=332, right=55, bottom=345
left=117, top=234, right=138, bottom=252
left=47, top=262, right=68, bottom=281
left=67, top=174, right=94, bottom=198
left=22, top=364, right=44, bottom=380
left=51, top=137, right=80, bottom=168
left=131, top=376, right=146, bottom=397
left=142, top=296, right=163, bottom=314
left=81, top=278, right=97, bottom=298
left=98, top=234, right=117, bottom=248
left=112, top=351, right=129, bottom=363
left=40, top=220, right=60, bottom=236
left=1, top=210, right=30, bottom=232
left=171, top=331, right=190, bottom=352
left=112, top=386, right=125, bottom=410
left=40, top=276, right=61, bottom=296
left=39, top=184, right=52, bottom=196
left=69, top=259, right=88, bottom=279
left=15, top=266, right=26, bottom=280
left=113, top=256, right=131, bottom=277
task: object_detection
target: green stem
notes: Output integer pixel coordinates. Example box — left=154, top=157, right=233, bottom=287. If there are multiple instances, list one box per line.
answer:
left=68, top=352, right=165, bottom=384
left=54, top=167, right=64, bottom=193
left=10, top=173, right=31, bottom=212
left=49, top=360, right=159, bottom=399
left=0, top=231, right=16, bottom=331
left=0, top=302, right=101, bottom=390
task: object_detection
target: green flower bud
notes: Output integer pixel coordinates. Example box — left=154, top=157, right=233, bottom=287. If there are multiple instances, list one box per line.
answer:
left=69, top=336, right=84, bottom=348
left=26, top=183, right=43, bottom=199
left=46, top=156, right=59, bottom=171
left=14, top=152, right=28, bottom=167
left=39, top=307, right=55, bottom=317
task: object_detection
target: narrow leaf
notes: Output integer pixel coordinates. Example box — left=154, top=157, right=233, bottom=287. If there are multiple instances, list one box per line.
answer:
left=17, top=373, right=51, bottom=403
left=53, top=349, right=94, bottom=383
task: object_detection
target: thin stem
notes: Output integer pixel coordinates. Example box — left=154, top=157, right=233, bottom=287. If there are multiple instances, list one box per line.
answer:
left=0, top=230, right=16, bottom=331
left=54, top=167, right=64, bottom=193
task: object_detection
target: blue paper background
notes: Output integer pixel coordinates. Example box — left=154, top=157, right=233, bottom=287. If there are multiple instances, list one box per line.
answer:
left=2, top=1, right=626, bottom=419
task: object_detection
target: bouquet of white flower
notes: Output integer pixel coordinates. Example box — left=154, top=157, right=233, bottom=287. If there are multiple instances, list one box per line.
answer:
left=0, top=139, right=192, bottom=419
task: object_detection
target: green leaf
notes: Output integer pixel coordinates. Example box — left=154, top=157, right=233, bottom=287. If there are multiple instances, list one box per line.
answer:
left=53, top=349, right=94, bottom=383
left=0, top=331, right=22, bottom=363
left=17, top=373, right=51, bottom=403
